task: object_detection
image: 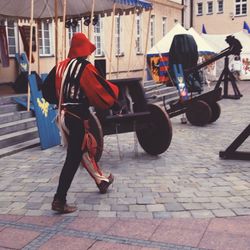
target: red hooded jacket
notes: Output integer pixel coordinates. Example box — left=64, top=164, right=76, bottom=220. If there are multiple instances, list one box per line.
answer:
left=55, top=33, right=119, bottom=110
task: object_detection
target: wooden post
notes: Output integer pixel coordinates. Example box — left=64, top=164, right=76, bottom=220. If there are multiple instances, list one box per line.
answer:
left=108, top=3, right=116, bottom=79
left=88, top=0, right=95, bottom=63
left=62, top=0, right=67, bottom=60
left=142, top=9, right=152, bottom=83
left=54, top=0, right=58, bottom=65
left=27, top=0, right=34, bottom=111
left=36, top=21, right=41, bottom=75
left=89, top=0, right=95, bottom=40
left=127, top=8, right=136, bottom=76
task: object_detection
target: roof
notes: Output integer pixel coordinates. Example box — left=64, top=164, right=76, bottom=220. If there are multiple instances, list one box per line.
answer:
left=148, top=23, right=216, bottom=55
left=202, top=30, right=250, bottom=54
left=0, top=0, right=152, bottom=20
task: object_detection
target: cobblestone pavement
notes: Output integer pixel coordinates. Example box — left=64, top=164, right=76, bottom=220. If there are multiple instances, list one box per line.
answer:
left=0, top=82, right=250, bottom=249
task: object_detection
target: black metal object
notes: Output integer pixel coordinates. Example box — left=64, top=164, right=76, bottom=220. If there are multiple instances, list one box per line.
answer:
left=165, top=86, right=222, bottom=124
left=214, top=56, right=242, bottom=99
left=94, top=78, right=173, bottom=156
left=185, top=35, right=243, bottom=99
left=219, top=124, right=250, bottom=160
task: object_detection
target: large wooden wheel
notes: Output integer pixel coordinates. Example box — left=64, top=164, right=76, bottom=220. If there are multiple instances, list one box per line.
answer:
left=136, top=104, right=172, bottom=155
left=208, top=102, right=221, bottom=123
left=89, top=112, right=104, bottom=162
left=186, top=100, right=212, bottom=126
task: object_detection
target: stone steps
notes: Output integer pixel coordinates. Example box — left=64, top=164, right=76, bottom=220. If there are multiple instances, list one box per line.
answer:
left=0, top=95, right=40, bottom=158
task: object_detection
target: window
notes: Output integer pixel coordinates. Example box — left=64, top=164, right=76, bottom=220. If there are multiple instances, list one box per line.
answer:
left=115, top=15, right=123, bottom=56
left=94, top=16, right=103, bottom=56
left=38, top=22, right=52, bottom=56
left=217, top=0, right=224, bottom=13
left=162, top=17, right=167, bottom=37
left=150, top=15, right=155, bottom=48
left=0, top=20, right=18, bottom=56
left=197, top=2, right=203, bottom=15
left=207, top=1, right=213, bottom=14
left=136, top=13, right=143, bottom=54
left=235, top=0, right=247, bottom=16
left=68, top=20, right=81, bottom=42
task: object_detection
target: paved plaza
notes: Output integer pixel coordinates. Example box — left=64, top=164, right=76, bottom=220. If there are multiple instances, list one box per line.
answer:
left=0, top=82, right=250, bottom=249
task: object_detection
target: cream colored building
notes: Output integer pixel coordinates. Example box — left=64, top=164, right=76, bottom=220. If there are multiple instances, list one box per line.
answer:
left=191, top=0, right=250, bottom=34
left=0, top=0, right=183, bottom=88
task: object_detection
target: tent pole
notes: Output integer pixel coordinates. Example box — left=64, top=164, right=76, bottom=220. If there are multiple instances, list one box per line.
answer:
left=27, top=0, right=34, bottom=111
left=142, top=9, right=152, bottom=84
left=88, top=0, right=95, bottom=63
left=89, top=0, right=95, bottom=40
left=36, top=21, right=41, bottom=75
left=54, top=0, right=58, bottom=65
left=109, top=3, right=116, bottom=79
left=62, top=0, right=67, bottom=60
left=127, top=8, right=136, bottom=76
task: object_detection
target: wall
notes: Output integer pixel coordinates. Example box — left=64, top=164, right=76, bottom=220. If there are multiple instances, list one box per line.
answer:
left=193, top=0, right=250, bottom=34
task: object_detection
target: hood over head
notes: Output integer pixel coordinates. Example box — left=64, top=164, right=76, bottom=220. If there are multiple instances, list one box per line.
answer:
left=68, top=33, right=96, bottom=58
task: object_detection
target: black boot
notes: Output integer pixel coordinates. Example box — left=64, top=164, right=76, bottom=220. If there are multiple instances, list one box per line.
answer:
left=52, top=197, right=77, bottom=214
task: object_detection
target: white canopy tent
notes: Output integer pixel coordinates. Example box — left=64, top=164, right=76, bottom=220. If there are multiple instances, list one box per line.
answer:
left=202, top=30, right=250, bottom=80
left=148, top=23, right=189, bottom=56
left=147, top=23, right=216, bottom=83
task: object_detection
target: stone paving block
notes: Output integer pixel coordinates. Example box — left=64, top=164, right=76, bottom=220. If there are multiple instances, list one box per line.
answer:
left=200, top=202, right=223, bottom=210
left=0, top=227, right=40, bottom=249
left=165, top=202, right=185, bottom=211
left=146, top=204, right=165, bottom=212
left=182, top=203, right=204, bottom=210
left=39, top=234, right=95, bottom=250
left=129, top=205, right=147, bottom=212
left=111, top=204, right=129, bottom=212
left=190, top=210, right=215, bottom=218
left=212, top=209, right=236, bottom=217
left=106, top=218, right=161, bottom=240
left=153, top=212, right=172, bottom=219
left=228, top=196, right=247, bottom=202
left=136, top=197, right=155, bottom=205
left=118, top=198, right=137, bottom=205
left=232, top=208, right=250, bottom=216
left=8, top=208, right=27, bottom=215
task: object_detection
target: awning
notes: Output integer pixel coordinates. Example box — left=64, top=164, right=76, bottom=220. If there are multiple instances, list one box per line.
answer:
left=0, top=0, right=152, bottom=20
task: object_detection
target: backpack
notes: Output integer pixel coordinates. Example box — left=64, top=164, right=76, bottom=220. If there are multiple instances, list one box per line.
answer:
left=41, top=66, right=58, bottom=105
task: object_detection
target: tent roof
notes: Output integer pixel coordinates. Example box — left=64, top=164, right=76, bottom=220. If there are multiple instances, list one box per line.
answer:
left=147, top=23, right=215, bottom=55
left=0, top=0, right=152, bottom=20
left=148, top=23, right=189, bottom=55
left=188, top=27, right=216, bottom=54
left=202, top=30, right=250, bottom=54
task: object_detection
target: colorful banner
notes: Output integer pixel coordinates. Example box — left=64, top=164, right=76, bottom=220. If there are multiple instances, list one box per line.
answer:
left=147, top=54, right=170, bottom=83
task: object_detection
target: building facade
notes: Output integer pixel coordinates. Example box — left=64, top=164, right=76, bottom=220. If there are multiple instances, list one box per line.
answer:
left=191, top=0, right=250, bottom=34
left=0, top=0, right=183, bottom=87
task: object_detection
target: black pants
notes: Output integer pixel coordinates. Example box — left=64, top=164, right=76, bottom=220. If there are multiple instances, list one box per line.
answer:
left=55, top=114, right=85, bottom=202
